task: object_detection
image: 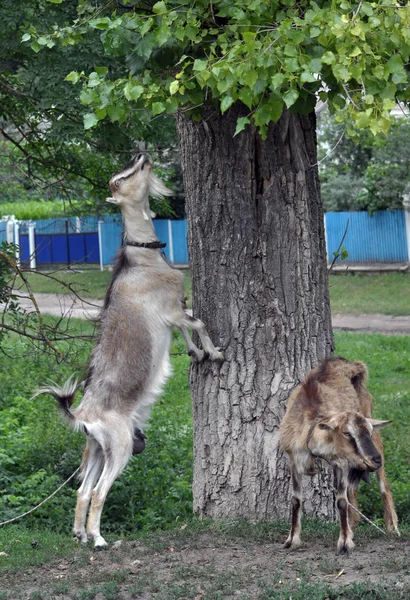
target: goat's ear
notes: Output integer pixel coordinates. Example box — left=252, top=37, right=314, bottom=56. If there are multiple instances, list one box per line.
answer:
left=367, top=418, right=392, bottom=429
left=148, top=172, right=173, bottom=199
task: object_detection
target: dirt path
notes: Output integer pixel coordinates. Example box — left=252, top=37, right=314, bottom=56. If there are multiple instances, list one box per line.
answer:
left=2, top=531, right=409, bottom=599
left=14, top=293, right=410, bottom=334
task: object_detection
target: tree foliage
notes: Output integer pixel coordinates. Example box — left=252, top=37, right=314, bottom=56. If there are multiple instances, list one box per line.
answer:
left=318, top=112, right=410, bottom=213
left=0, top=0, right=177, bottom=215
left=28, top=0, right=410, bottom=138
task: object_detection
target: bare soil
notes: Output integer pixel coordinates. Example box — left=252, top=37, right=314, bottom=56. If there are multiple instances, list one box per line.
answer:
left=2, top=531, right=409, bottom=599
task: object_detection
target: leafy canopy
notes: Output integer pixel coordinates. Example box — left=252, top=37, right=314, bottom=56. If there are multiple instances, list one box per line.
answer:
left=27, top=0, right=410, bottom=138
left=318, top=112, right=410, bottom=213
left=0, top=0, right=177, bottom=215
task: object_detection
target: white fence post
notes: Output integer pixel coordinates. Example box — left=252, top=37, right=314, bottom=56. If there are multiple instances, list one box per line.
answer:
left=98, top=219, right=104, bottom=271
left=28, top=221, right=37, bottom=270
left=6, top=217, right=14, bottom=243
left=167, top=219, right=174, bottom=264
left=14, top=221, right=20, bottom=266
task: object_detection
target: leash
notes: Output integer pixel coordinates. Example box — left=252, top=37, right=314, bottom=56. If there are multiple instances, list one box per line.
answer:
left=347, top=502, right=386, bottom=535
left=0, top=466, right=81, bottom=527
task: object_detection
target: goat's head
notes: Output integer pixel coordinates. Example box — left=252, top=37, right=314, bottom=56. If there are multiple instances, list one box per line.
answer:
left=309, top=411, right=391, bottom=472
left=106, top=153, right=172, bottom=210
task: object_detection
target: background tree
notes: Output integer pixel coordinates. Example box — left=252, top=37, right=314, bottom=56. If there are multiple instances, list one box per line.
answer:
left=318, top=111, right=410, bottom=213
left=25, top=0, right=410, bottom=520
left=0, top=0, right=179, bottom=216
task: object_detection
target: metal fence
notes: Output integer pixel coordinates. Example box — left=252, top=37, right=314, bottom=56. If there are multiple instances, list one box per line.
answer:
left=325, top=210, right=410, bottom=263
left=2, top=209, right=410, bottom=268
left=1, top=215, right=189, bottom=268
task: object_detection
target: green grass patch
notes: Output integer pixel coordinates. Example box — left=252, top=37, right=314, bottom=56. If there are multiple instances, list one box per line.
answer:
left=23, top=269, right=112, bottom=300
left=329, top=272, right=410, bottom=315
left=21, top=270, right=410, bottom=314
left=22, top=267, right=191, bottom=304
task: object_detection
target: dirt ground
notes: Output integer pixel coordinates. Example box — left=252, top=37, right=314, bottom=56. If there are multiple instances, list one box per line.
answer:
left=2, top=531, right=409, bottom=599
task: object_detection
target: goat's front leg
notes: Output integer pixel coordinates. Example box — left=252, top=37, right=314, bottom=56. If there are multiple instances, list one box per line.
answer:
left=334, top=465, right=355, bottom=555
left=178, top=315, right=224, bottom=362
left=284, top=465, right=302, bottom=550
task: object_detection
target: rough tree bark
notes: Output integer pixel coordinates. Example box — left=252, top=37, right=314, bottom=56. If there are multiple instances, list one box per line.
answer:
left=176, top=104, right=335, bottom=520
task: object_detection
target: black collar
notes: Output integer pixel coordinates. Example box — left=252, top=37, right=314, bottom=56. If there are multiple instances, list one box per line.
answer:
left=125, top=240, right=167, bottom=249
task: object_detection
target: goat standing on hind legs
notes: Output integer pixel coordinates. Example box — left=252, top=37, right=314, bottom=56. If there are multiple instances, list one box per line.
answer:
left=280, top=357, right=399, bottom=555
left=36, top=154, right=224, bottom=549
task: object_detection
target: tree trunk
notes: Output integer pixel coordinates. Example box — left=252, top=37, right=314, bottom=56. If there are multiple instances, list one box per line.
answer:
left=176, top=104, right=335, bottom=520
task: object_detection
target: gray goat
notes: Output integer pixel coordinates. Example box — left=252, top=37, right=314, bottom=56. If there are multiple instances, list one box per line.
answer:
left=37, top=154, right=223, bottom=548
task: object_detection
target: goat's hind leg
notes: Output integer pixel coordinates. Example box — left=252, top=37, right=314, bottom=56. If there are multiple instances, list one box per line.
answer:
left=73, top=438, right=104, bottom=543
left=373, top=432, right=399, bottom=534
left=86, top=438, right=132, bottom=549
left=284, top=466, right=303, bottom=550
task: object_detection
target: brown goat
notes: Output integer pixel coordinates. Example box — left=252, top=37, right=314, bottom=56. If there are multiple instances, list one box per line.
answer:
left=280, top=357, right=399, bottom=554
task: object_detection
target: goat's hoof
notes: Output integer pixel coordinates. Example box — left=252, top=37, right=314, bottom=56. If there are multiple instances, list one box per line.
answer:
left=93, top=537, right=109, bottom=550
left=73, top=531, right=88, bottom=544
left=387, top=524, right=400, bottom=537
left=283, top=536, right=301, bottom=550
left=336, top=539, right=354, bottom=555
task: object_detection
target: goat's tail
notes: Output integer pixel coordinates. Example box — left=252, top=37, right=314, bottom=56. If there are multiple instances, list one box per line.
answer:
left=33, top=374, right=81, bottom=424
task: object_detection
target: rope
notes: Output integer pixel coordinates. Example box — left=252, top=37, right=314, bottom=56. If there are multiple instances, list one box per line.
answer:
left=348, top=501, right=386, bottom=535
left=0, top=466, right=81, bottom=527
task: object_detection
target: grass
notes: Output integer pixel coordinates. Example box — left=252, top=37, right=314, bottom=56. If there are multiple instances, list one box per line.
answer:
left=21, top=269, right=410, bottom=314
left=22, top=267, right=192, bottom=304
left=329, top=272, right=410, bottom=315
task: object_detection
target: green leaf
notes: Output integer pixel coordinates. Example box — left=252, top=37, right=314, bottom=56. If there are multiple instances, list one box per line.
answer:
left=193, top=59, right=208, bottom=72
left=220, top=95, right=234, bottom=114
left=309, top=58, right=322, bottom=73
left=124, top=82, right=144, bottom=101
left=321, top=51, right=336, bottom=65
left=140, top=17, right=154, bottom=37
left=46, top=0, right=64, bottom=3
left=94, top=66, right=109, bottom=77
left=332, top=64, right=350, bottom=82
left=21, top=33, right=31, bottom=42
left=107, top=104, right=125, bottom=121
left=169, top=81, right=179, bottom=95
left=241, top=70, right=258, bottom=88
left=155, top=25, right=171, bottom=46
left=152, top=1, right=167, bottom=15
left=65, top=71, right=80, bottom=84
left=268, top=99, right=283, bottom=122
left=271, top=73, right=285, bottom=90
left=234, top=117, right=251, bottom=136
left=283, top=88, right=299, bottom=109
left=151, top=101, right=166, bottom=116
left=238, top=87, right=254, bottom=109
left=89, top=17, right=111, bottom=30
left=300, top=71, right=316, bottom=83
left=83, top=112, right=98, bottom=129
left=284, top=58, right=299, bottom=73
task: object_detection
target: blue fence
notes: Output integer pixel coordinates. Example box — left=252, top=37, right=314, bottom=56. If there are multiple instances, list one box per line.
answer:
left=3, top=209, right=409, bottom=267
left=325, top=210, right=409, bottom=263
left=11, top=215, right=189, bottom=267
